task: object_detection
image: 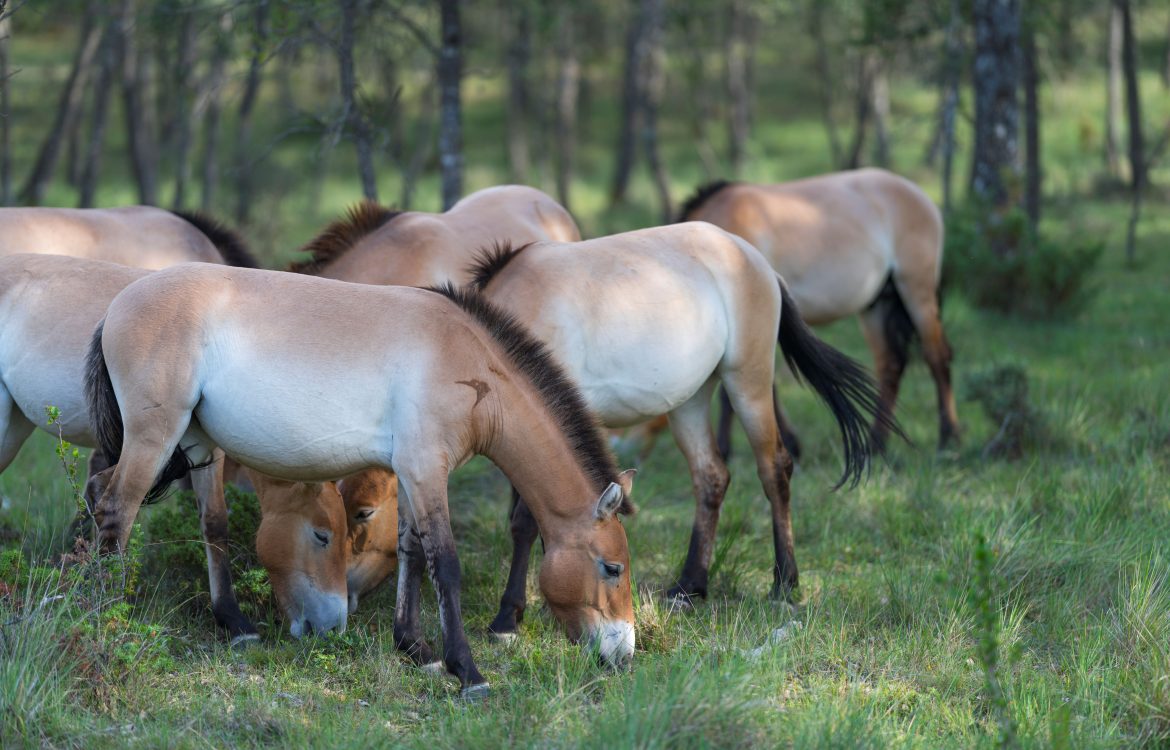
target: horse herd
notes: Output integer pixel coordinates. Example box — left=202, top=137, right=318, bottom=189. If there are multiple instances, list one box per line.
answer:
left=0, top=169, right=956, bottom=698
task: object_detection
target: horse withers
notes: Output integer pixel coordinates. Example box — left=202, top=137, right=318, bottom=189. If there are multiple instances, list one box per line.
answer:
left=84, top=265, right=636, bottom=696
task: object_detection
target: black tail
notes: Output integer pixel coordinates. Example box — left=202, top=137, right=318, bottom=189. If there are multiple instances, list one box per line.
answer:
left=776, top=282, right=905, bottom=488
left=84, top=323, right=200, bottom=504
left=170, top=210, right=259, bottom=268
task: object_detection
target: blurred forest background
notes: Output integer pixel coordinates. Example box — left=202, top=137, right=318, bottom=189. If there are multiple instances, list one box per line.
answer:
left=0, top=0, right=1168, bottom=270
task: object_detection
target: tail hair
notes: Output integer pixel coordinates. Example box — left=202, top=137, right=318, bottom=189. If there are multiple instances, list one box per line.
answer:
left=84, top=322, right=203, bottom=504
left=775, top=279, right=905, bottom=488
left=171, top=210, right=259, bottom=268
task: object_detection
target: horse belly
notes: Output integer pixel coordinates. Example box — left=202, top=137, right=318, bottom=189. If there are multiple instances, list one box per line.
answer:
left=195, top=364, right=390, bottom=480
left=572, top=313, right=726, bottom=428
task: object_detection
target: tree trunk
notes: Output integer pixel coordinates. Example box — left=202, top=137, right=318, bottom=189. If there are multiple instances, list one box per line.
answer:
left=339, top=0, right=377, bottom=201
left=843, top=52, right=875, bottom=170
left=1022, top=13, right=1040, bottom=227
left=1163, top=12, right=1170, bottom=88
left=1105, top=3, right=1123, bottom=179
left=639, top=0, right=671, bottom=222
left=505, top=1, right=530, bottom=183
left=438, top=0, right=463, bottom=210
left=553, top=5, right=579, bottom=212
left=19, top=9, right=102, bottom=205
left=170, top=5, right=197, bottom=210
left=0, top=12, right=12, bottom=205
left=970, top=0, right=1021, bottom=228
left=119, top=0, right=159, bottom=205
left=683, top=14, right=720, bottom=179
left=809, top=0, right=842, bottom=166
left=234, top=0, right=268, bottom=224
left=199, top=11, right=232, bottom=212
left=726, top=0, right=752, bottom=176
left=870, top=54, right=891, bottom=168
left=609, top=6, right=644, bottom=207
left=931, top=0, right=964, bottom=213
left=1116, top=0, right=1145, bottom=263
left=79, top=23, right=118, bottom=208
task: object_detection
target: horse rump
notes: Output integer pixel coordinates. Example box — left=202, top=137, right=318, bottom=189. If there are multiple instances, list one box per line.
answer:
left=84, top=322, right=203, bottom=504
left=775, top=280, right=905, bottom=488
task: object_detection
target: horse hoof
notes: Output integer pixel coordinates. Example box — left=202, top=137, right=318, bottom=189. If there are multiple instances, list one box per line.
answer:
left=489, top=630, right=518, bottom=644
left=664, top=593, right=695, bottom=612
left=421, top=661, right=446, bottom=676
left=229, top=632, right=261, bottom=649
left=461, top=683, right=490, bottom=701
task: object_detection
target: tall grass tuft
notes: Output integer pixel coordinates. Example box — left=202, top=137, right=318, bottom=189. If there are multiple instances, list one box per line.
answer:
left=969, top=531, right=1019, bottom=749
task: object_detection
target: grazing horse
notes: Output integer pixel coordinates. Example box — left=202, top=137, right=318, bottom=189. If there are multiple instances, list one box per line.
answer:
left=84, top=264, right=636, bottom=696
left=0, top=205, right=257, bottom=269
left=462, top=224, right=896, bottom=635
left=671, top=169, right=958, bottom=455
left=0, top=254, right=372, bottom=643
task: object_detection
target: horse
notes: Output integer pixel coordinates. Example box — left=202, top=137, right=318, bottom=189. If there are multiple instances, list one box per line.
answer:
left=289, top=184, right=580, bottom=285
left=84, top=264, right=636, bottom=696
left=0, top=254, right=373, bottom=644
left=0, top=205, right=257, bottom=269
left=286, top=184, right=578, bottom=614
left=458, top=224, right=897, bottom=635
left=665, top=169, right=957, bottom=456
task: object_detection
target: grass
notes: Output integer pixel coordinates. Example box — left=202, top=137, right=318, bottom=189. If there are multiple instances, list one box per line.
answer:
left=4, top=11, right=1170, bottom=749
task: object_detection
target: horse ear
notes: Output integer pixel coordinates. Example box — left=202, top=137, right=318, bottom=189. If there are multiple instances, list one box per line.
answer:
left=595, top=482, right=625, bottom=520
left=616, top=469, right=636, bottom=496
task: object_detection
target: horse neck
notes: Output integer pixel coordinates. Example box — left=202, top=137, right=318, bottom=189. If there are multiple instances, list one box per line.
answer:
left=479, top=383, right=599, bottom=545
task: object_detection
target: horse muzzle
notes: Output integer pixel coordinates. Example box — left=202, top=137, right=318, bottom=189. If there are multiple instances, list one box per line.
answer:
left=586, top=619, right=635, bottom=668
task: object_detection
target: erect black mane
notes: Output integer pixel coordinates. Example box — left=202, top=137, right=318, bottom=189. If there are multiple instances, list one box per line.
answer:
left=170, top=210, right=259, bottom=268
left=676, top=180, right=736, bottom=223
left=427, top=283, right=626, bottom=507
left=288, top=200, right=402, bottom=275
left=465, top=240, right=532, bottom=292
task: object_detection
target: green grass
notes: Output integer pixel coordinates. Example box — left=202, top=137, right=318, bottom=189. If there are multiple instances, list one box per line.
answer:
left=4, top=14, right=1170, bottom=750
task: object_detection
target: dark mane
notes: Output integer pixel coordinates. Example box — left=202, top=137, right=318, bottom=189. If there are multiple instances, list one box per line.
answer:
left=465, top=240, right=532, bottom=292
left=170, top=210, right=258, bottom=268
left=288, top=200, right=401, bottom=274
left=676, top=180, right=735, bottom=223
left=427, top=283, right=629, bottom=510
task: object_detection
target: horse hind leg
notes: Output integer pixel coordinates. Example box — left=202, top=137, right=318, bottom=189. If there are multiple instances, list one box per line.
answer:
left=189, top=450, right=257, bottom=644
left=720, top=369, right=798, bottom=600
left=716, top=384, right=802, bottom=461
left=666, top=381, right=731, bottom=603
left=888, top=270, right=960, bottom=449
left=859, top=278, right=912, bottom=453
left=0, top=381, right=34, bottom=474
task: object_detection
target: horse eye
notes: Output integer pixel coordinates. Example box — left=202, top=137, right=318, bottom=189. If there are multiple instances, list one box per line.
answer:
left=354, top=509, right=376, bottom=522
left=313, top=530, right=331, bottom=547
left=599, top=560, right=624, bottom=579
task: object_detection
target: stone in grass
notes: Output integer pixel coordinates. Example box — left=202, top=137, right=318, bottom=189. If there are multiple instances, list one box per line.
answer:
left=741, top=620, right=803, bottom=661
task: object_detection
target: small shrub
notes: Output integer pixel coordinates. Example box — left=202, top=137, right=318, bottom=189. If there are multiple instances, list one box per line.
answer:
left=944, top=203, right=1102, bottom=319
left=965, top=364, right=1056, bottom=459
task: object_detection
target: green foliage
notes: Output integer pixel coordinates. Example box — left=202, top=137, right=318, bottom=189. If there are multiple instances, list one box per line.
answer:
left=964, top=364, right=1059, bottom=459
left=140, top=485, right=271, bottom=616
left=969, top=531, right=1019, bottom=749
left=944, top=203, right=1103, bottom=318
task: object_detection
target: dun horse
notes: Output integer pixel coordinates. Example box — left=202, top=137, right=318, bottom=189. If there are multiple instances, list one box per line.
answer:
left=0, top=254, right=377, bottom=643
left=668, top=169, right=957, bottom=456
left=85, top=264, right=636, bottom=696
left=463, top=226, right=897, bottom=633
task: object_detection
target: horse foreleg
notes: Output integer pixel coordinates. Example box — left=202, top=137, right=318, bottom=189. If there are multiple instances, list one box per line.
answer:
left=402, top=479, right=488, bottom=697
left=489, top=487, right=539, bottom=637
left=666, top=384, right=730, bottom=603
left=393, top=523, right=437, bottom=668
left=190, top=451, right=257, bottom=645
